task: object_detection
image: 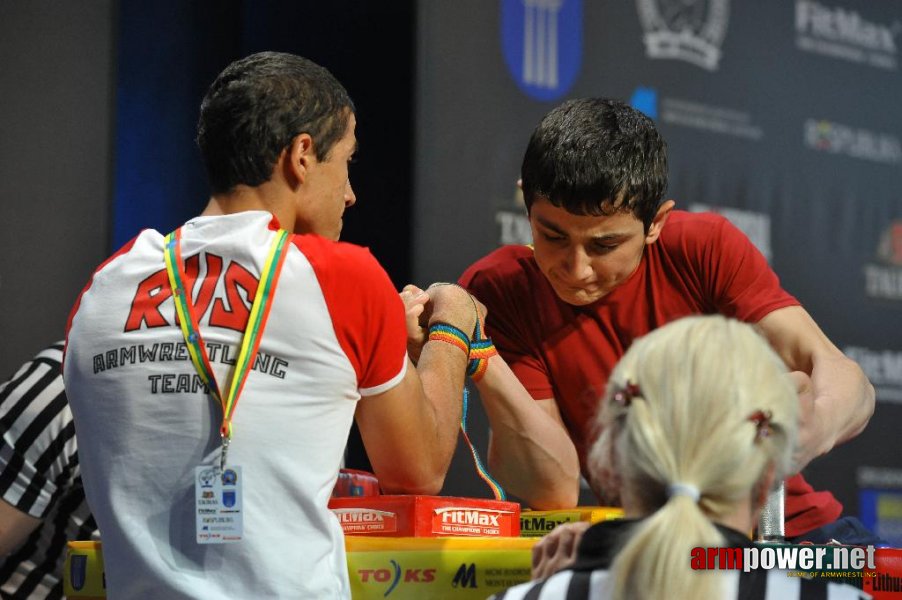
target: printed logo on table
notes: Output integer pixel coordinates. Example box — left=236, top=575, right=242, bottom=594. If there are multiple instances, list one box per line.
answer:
left=863, top=220, right=902, bottom=303
left=356, top=560, right=436, bottom=597
left=452, top=563, right=478, bottom=588
left=501, top=0, right=583, bottom=101
left=636, top=0, right=730, bottom=71
left=795, top=0, right=900, bottom=71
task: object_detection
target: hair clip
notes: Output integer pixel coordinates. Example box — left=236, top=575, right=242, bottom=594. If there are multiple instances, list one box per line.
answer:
left=748, top=410, right=773, bottom=442
left=612, top=381, right=641, bottom=407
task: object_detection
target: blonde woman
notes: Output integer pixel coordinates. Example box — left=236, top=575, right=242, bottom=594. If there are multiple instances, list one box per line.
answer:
left=492, top=316, right=868, bottom=600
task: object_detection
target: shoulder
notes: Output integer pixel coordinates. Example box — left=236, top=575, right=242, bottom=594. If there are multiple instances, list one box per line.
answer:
left=460, top=245, right=540, bottom=294
left=659, top=210, right=735, bottom=245
left=290, top=234, right=387, bottom=280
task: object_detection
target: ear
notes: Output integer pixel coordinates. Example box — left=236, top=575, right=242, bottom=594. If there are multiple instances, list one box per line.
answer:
left=286, top=133, right=316, bottom=186
left=644, top=199, right=676, bottom=245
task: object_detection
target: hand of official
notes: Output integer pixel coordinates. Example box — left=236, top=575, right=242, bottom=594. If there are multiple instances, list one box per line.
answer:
left=530, top=520, right=592, bottom=580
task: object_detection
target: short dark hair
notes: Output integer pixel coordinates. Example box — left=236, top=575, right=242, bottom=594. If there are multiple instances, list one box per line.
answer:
left=521, top=98, right=668, bottom=229
left=196, top=51, right=355, bottom=194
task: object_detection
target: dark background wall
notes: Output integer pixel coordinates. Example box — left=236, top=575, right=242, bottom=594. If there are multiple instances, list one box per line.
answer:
left=3, top=0, right=900, bottom=544
left=0, top=2, right=115, bottom=373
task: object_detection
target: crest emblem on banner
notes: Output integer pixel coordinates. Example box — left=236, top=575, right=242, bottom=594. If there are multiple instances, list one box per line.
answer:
left=222, top=490, right=237, bottom=508
left=501, top=0, right=583, bottom=101
left=636, top=0, right=730, bottom=70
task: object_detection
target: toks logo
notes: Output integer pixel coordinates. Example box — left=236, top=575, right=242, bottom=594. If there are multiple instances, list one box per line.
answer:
left=125, top=253, right=259, bottom=333
left=357, top=560, right=436, bottom=597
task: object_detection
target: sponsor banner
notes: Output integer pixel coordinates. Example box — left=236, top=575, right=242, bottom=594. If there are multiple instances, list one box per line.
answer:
left=347, top=545, right=533, bottom=599
left=333, top=508, right=399, bottom=534
left=500, top=0, right=583, bottom=101
left=329, top=495, right=521, bottom=537
left=520, top=506, right=623, bottom=537
left=864, top=221, right=902, bottom=302
left=804, top=119, right=902, bottom=165
left=630, top=87, right=763, bottom=141
left=795, top=0, right=900, bottom=71
left=636, top=0, right=730, bottom=70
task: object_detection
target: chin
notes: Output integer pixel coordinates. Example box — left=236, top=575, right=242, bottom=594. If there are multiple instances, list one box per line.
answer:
left=553, top=285, right=606, bottom=306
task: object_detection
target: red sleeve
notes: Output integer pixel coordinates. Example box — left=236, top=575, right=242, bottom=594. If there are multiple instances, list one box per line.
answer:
left=460, top=247, right=554, bottom=400
left=294, top=235, right=407, bottom=394
left=693, top=215, right=799, bottom=323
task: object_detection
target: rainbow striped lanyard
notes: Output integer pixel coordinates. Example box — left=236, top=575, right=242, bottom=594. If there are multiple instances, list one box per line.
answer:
left=163, top=226, right=290, bottom=471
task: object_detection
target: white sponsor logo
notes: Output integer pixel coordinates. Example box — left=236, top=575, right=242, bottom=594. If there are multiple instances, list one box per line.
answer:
left=637, top=0, right=730, bottom=71
left=437, top=508, right=510, bottom=526
left=661, top=97, right=762, bottom=141
left=804, top=119, right=902, bottom=165
left=796, top=0, right=900, bottom=70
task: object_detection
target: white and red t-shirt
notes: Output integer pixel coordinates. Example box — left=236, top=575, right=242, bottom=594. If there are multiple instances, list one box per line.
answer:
left=63, top=211, right=407, bottom=599
left=460, top=211, right=843, bottom=538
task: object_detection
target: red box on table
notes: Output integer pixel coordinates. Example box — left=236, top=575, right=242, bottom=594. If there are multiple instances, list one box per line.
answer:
left=328, top=495, right=521, bottom=537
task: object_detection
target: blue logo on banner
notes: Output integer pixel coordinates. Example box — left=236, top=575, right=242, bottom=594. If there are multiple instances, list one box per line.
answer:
left=501, top=0, right=582, bottom=101
left=630, top=87, right=658, bottom=120
left=222, top=490, right=236, bottom=508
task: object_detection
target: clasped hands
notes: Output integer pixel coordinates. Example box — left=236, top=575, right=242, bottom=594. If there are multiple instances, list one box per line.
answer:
left=400, top=283, right=486, bottom=364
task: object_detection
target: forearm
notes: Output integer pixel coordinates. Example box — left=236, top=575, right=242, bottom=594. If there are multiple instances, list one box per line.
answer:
left=810, top=352, right=875, bottom=452
left=408, top=340, right=470, bottom=492
left=475, top=356, right=580, bottom=509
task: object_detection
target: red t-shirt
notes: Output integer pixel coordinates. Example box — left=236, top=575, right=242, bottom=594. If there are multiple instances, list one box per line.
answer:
left=460, top=210, right=842, bottom=537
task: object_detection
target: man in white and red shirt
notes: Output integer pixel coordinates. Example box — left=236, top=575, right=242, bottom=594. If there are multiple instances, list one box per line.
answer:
left=63, top=52, right=479, bottom=599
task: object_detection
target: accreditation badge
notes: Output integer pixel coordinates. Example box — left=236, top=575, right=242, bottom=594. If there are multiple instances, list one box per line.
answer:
left=195, top=465, right=244, bottom=544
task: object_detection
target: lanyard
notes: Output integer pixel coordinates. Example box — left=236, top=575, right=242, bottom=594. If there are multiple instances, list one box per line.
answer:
left=163, top=226, right=290, bottom=470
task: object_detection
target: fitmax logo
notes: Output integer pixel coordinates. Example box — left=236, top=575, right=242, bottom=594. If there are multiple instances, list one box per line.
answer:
left=452, top=563, right=478, bottom=588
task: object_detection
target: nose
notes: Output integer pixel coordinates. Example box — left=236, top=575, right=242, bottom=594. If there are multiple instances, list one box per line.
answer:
left=344, top=179, right=356, bottom=207
left=562, top=245, right=593, bottom=281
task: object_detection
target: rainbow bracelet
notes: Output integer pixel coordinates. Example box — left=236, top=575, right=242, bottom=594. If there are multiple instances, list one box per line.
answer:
left=427, top=322, right=471, bottom=355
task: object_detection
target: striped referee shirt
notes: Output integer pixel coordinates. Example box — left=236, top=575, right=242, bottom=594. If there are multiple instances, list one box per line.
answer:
left=491, top=520, right=871, bottom=600
left=0, top=343, right=98, bottom=599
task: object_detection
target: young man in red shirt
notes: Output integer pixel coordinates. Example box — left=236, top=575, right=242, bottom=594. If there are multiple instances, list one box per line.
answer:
left=459, top=98, right=876, bottom=544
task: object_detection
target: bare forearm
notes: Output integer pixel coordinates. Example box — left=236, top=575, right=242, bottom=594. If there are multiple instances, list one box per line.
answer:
left=475, top=356, right=580, bottom=509
left=410, top=340, right=469, bottom=490
left=811, top=353, right=875, bottom=450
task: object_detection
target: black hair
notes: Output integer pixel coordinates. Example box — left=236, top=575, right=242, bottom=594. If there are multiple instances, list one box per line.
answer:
left=521, top=98, right=667, bottom=229
left=196, top=51, right=355, bottom=194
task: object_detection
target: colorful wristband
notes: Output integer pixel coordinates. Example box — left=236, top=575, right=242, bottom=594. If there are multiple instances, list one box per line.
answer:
left=427, top=322, right=471, bottom=355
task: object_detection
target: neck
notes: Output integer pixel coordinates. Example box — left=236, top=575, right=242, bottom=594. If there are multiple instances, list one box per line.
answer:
left=202, top=181, right=296, bottom=232
left=623, top=490, right=757, bottom=539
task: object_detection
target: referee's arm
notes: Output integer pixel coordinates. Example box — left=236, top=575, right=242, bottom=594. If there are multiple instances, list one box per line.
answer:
left=0, top=498, right=41, bottom=557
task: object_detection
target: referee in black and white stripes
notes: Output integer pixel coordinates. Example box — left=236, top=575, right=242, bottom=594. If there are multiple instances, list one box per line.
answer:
left=1, top=342, right=98, bottom=599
